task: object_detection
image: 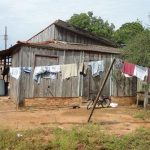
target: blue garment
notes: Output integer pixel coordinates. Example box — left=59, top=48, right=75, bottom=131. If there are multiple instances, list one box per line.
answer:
left=89, top=60, right=104, bottom=77
left=22, top=67, right=32, bottom=73
left=33, top=66, right=49, bottom=84
left=33, top=66, right=60, bottom=84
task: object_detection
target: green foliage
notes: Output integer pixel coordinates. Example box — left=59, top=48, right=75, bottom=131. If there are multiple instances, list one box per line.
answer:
left=123, top=30, right=150, bottom=67
left=114, top=21, right=144, bottom=44
left=67, top=11, right=115, bottom=39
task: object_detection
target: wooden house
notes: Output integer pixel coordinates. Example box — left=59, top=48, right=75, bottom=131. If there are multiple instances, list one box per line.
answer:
left=0, top=20, right=136, bottom=105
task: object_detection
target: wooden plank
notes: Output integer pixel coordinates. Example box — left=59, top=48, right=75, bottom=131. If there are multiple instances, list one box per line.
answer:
left=64, top=51, right=73, bottom=97
left=82, top=52, right=90, bottom=98
left=72, top=51, right=79, bottom=97
left=29, top=24, right=55, bottom=42
left=55, top=50, right=64, bottom=97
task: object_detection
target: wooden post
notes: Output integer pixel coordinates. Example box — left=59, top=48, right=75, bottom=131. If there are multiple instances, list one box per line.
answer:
left=144, top=84, right=149, bottom=109
left=87, top=58, right=116, bottom=122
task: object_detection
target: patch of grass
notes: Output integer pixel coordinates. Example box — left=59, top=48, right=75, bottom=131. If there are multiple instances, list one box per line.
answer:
left=0, top=124, right=150, bottom=150
left=0, top=128, right=52, bottom=150
left=104, top=127, right=150, bottom=150
left=51, top=124, right=150, bottom=150
left=133, top=110, right=150, bottom=120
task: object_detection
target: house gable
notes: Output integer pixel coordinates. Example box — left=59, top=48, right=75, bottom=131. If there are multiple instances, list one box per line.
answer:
left=27, top=20, right=117, bottom=47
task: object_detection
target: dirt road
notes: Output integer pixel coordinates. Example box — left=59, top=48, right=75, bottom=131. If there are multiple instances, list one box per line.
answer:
left=0, top=98, right=150, bottom=135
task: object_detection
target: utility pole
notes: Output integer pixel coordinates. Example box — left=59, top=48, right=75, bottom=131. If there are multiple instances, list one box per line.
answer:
left=3, top=26, right=8, bottom=80
left=4, top=26, right=8, bottom=50
left=0, top=26, right=8, bottom=50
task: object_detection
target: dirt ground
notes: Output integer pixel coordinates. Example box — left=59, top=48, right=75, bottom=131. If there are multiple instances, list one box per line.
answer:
left=0, top=97, right=150, bottom=136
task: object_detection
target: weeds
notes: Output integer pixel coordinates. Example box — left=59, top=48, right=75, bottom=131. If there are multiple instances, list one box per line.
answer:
left=133, top=110, right=150, bottom=120
left=0, top=124, right=150, bottom=150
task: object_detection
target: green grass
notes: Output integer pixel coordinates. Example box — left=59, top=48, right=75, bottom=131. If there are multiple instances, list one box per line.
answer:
left=133, top=110, right=150, bottom=120
left=51, top=124, right=150, bottom=150
left=0, top=124, right=150, bottom=150
left=0, top=128, right=52, bottom=150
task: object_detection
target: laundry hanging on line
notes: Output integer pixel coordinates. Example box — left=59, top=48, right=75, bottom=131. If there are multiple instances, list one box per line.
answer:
left=114, top=58, right=123, bottom=70
left=121, top=62, right=135, bottom=76
left=9, top=60, right=105, bottom=82
left=10, top=66, right=32, bottom=79
left=133, top=65, right=148, bottom=81
left=147, top=68, right=150, bottom=83
left=10, top=67, right=21, bottom=79
left=89, top=60, right=104, bottom=77
left=33, top=65, right=61, bottom=84
left=22, top=67, right=32, bottom=73
left=79, top=62, right=88, bottom=76
left=61, top=64, right=77, bottom=79
left=115, top=59, right=150, bottom=81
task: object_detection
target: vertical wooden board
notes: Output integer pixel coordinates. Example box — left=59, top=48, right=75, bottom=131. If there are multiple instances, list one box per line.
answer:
left=89, top=52, right=99, bottom=96
left=57, top=27, right=62, bottom=41
left=112, top=76, right=117, bottom=96
left=71, top=51, right=80, bottom=97
left=20, top=48, right=25, bottom=102
left=61, top=28, right=67, bottom=41
left=128, top=78, right=132, bottom=96
left=77, top=35, right=81, bottom=43
left=17, top=48, right=23, bottom=104
left=66, top=31, right=71, bottom=42
left=30, top=47, right=35, bottom=98
left=55, top=50, right=64, bottom=97
left=72, top=76, right=78, bottom=97
left=54, top=26, right=58, bottom=40
left=117, top=75, right=125, bottom=96
left=132, top=77, right=137, bottom=96
left=101, top=54, right=110, bottom=96
left=63, top=51, right=73, bottom=97
left=74, top=34, right=77, bottom=43
left=10, top=52, right=20, bottom=102
left=26, top=48, right=32, bottom=98
left=51, top=24, right=55, bottom=40
left=28, top=24, right=55, bottom=42
left=82, top=52, right=90, bottom=98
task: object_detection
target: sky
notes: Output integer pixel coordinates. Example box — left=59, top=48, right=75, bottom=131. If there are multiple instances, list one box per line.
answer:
left=0, top=0, right=149, bottom=49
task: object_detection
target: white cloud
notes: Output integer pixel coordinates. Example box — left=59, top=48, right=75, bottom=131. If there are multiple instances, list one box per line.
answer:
left=0, top=0, right=149, bottom=49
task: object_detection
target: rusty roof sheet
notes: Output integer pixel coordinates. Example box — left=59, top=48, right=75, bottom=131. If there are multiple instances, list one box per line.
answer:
left=0, top=41, right=120, bottom=58
left=19, top=41, right=121, bottom=54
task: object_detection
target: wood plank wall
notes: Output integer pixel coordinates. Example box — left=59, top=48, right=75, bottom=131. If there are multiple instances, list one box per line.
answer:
left=28, top=25, right=102, bottom=45
left=28, top=24, right=55, bottom=43
left=10, top=50, right=22, bottom=104
left=10, top=46, right=136, bottom=104
left=54, top=26, right=101, bottom=45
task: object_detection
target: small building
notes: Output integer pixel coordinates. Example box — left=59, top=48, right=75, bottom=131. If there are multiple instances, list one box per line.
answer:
left=0, top=20, right=136, bottom=105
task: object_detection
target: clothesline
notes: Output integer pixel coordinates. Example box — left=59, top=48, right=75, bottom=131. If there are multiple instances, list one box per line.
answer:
left=9, top=60, right=105, bottom=83
left=114, top=58, right=150, bottom=83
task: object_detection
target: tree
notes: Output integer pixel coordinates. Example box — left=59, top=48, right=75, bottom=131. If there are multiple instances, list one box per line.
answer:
left=123, top=30, right=150, bottom=67
left=123, top=30, right=150, bottom=109
left=114, top=21, right=144, bottom=45
left=67, top=11, right=115, bottom=39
